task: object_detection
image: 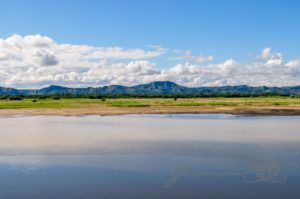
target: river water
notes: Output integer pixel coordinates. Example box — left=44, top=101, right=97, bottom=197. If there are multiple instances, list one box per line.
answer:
left=0, top=114, right=299, bottom=199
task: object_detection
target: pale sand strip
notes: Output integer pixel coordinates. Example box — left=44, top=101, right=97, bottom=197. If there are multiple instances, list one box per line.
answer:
left=0, top=105, right=300, bottom=116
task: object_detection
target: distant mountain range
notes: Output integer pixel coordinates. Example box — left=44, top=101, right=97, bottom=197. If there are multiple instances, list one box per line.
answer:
left=0, top=81, right=300, bottom=96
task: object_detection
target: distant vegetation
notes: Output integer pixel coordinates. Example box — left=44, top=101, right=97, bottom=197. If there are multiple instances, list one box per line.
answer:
left=0, top=97, right=299, bottom=109
left=0, top=93, right=299, bottom=101
left=0, top=81, right=299, bottom=110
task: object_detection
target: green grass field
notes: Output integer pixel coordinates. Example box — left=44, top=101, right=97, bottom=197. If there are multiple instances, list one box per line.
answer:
left=0, top=97, right=299, bottom=109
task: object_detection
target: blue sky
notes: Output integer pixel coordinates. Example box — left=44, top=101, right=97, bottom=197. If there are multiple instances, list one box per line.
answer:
left=0, top=0, right=300, bottom=87
left=1, top=0, right=299, bottom=62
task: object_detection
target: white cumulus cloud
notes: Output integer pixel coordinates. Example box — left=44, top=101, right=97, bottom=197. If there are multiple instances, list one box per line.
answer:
left=179, top=50, right=214, bottom=64
left=0, top=35, right=299, bottom=88
left=257, top=47, right=272, bottom=61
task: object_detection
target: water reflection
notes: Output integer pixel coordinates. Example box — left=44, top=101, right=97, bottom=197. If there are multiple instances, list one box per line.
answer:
left=0, top=115, right=299, bottom=199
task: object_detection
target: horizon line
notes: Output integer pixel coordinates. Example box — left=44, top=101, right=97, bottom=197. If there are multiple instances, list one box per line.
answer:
left=1, top=81, right=300, bottom=90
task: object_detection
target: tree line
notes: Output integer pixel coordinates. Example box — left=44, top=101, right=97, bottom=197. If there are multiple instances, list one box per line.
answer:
left=0, top=93, right=299, bottom=101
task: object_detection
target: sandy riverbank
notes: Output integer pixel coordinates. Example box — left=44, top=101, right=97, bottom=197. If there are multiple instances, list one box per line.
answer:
left=0, top=105, right=300, bottom=116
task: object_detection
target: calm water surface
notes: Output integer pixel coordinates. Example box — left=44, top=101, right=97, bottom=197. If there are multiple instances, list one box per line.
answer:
left=0, top=114, right=299, bottom=199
